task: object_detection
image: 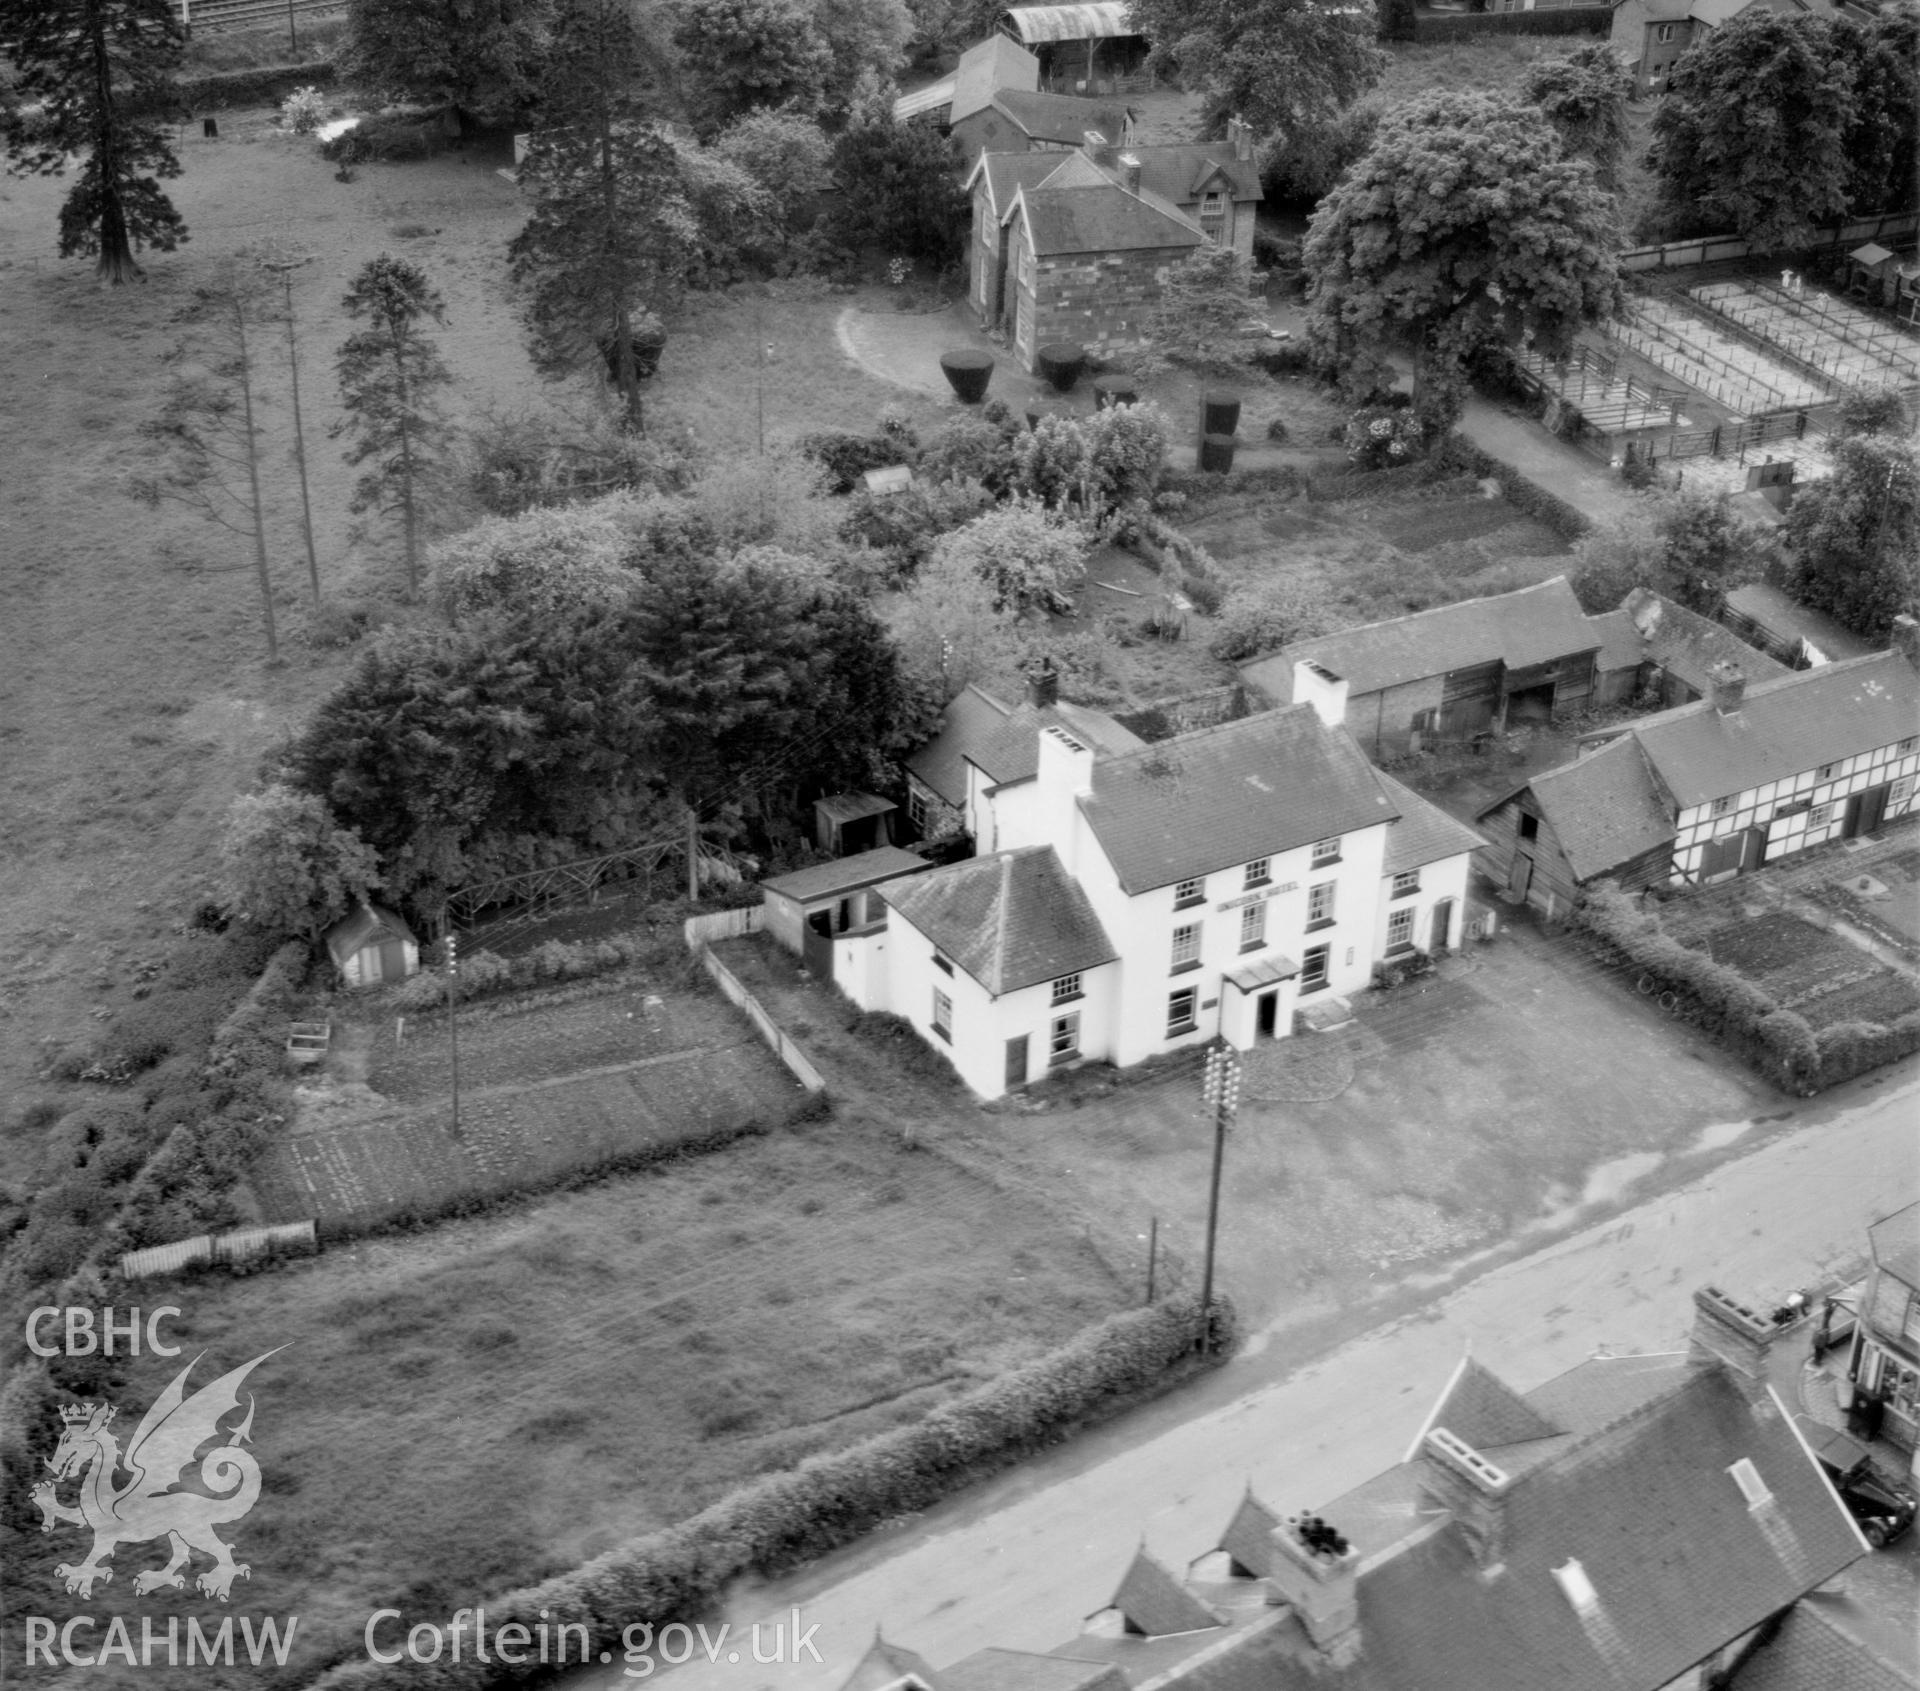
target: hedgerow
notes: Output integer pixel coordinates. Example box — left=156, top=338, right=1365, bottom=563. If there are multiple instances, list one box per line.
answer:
left=302, top=1294, right=1232, bottom=1690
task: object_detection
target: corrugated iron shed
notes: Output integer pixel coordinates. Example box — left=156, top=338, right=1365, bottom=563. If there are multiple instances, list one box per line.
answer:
left=1001, top=1, right=1136, bottom=43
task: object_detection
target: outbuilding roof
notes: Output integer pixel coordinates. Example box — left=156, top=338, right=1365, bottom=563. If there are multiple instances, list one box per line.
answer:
left=882, top=846, right=1118, bottom=995
left=1484, top=736, right=1677, bottom=882
left=324, top=902, right=417, bottom=967
left=1080, top=704, right=1398, bottom=894
left=1606, top=649, right=1919, bottom=809
left=1614, top=587, right=1791, bottom=695
left=1000, top=1, right=1136, bottom=44
left=1721, top=583, right=1876, bottom=664
left=1242, top=578, right=1599, bottom=700
left=988, top=88, right=1130, bottom=146
left=952, top=30, right=1041, bottom=119
left=893, top=74, right=957, bottom=121
left=760, top=846, right=927, bottom=905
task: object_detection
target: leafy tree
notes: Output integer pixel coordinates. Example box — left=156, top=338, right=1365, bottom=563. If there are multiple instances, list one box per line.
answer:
left=814, top=0, right=913, bottom=112
left=1835, top=388, right=1911, bottom=440
left=670, top=0, right=831, bottom=135
left=1647, top=11, right=1851, bottom=249
left=930, top=501, right=1088, bottom=615
left=1128, top=0, right=1384, bottom=139
left=511, top=0, right=695, bottom=432
left=713, top=108, right=833, bottom=247
left=1656, top=491, right=1756, bottom=614
left=431, top=501, right=640, bottom=621
left=823, top=112, right=967, bottom=267
left=1259, top=103, right=1379, bottom=205
left=1, top=0, right=186, bottom=283
left=339, top=0, right=553, bottom=127
left=132, top=274, right=284, bottom=658
left=219, top=785, right=381, bottom=940
left=1522, top=44, right=1632, bottom=193
left=884, top=543, right=1027, bottom=703
left=1839, top=2, right=1919, bottom=219
left=1207, top=570, right=1342, bottom=661
left=668, top=134, right=774, bottom=285
left=1567, top=502, right=1661, bottom=613
left=1304, top=92, right=1619, bottom=430
left=688, top=450, right=845, bottom=562
left=337, top=254, right=455, bottom=599
left=1136, top=246, right=1259, bottom=377
left=1784, top=437, right=1920, bottom=641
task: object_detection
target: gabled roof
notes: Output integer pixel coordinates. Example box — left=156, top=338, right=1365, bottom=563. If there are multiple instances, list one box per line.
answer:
left=1001, top=2, right=1136, bottom=44
left=967, top=150, right=1078, bottom=222
left=324, top=902, right=417, bottom=967
left=1427, top=1357, right=1566, bottom=1450
left=1616, top=588, right=1790, bottom=695
left=1487, top=735, right=1678, bottom=882
left=906, top=683, right=1145, bottom=804
left=838, top=1634, right=943, bottom=1691
left=952, top=31, right=1040, bottom=121
left=1869, top=1202, right=1920, bottom=1292
left=1607, top=650, right=1919, bottom=809
left=943, top=1649, right=1129, bottom=1691
left=1013, top=179, right=1206, bottom=256
left=1722, top=583, right=1876, bottom=664
left=761, top=846, right=928, bottom=905
left=1242, top=578, right=1599, bottom=700
left=1721, top=1589, right=1920, bottom=1691
left=882, top=846, right=1118, bottom=994
left=1128, top=143, right=1262, bottom=206
left=1218, top=1489, right=1284, bottom=1577
left=1375, top=773, right=1488, bottom=875
left=1099, top=1546, right=1224, bottom=1637
left=906, top=684, right=1014, bottom=805
left=986, top=88, right=1130, bottom=146
left=1080, top=705, right=1398, bottom=894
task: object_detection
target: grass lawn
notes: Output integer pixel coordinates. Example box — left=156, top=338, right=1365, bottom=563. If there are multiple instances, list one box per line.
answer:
left=23, top=1117, right=1123, bottom=1687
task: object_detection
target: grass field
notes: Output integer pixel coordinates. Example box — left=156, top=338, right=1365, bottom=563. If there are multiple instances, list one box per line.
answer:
left=18, top=1117, right=1122, bottom=1688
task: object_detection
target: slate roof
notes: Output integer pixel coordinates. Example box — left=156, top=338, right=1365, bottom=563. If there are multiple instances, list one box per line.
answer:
left=882, top=846, right=1117, bottom=994
left=906, top=684, right=1145, bottom=804
left=894, top=75, right=957, bottom=121
left=943, top=1649, right=1130, bottom=1691
left=1242, top=578, right=1599, bottom=700
left=1375, top=773, right=1488, bottom=875
left=324, top=903, right=417, bottom=967
left=1079, top=705, right=1399, bottom=894
left=1217, top=1489, right=1284, bottom=1577
left=989, top=89, right=1129, bottom=146
left=951, top=31, right=1039, bottom=120
left=1721, top=1591, right=1920, bottom=1691
left=838, top=1634, right=942, bottom=1690
left=1608, top=649, right=1919, bottom=809
left=816, top=791, right=897, bottom=826
left=761, top=846, right=927, bottom=905
left=1426, top=1357, right=1565, bottom=1449
left=1016, top=175, right=1205, bottom=255
left=967, top=150, right=1077, bottom=220
left=1001, top=1, right=1137, bottom=43
left=1616, top=587, right=1791, bottom=695
left=1869, top=1201, right=1920, bottom=1292
left=1128, top=144, right=1262, bottom=206
left=1587, top=608, right=1644, bottom=678
left=1490, top=736, right=1678, bottom=882
left=1722, top=582, right=1876, bottom=664
left=1102, top=1546, right=1226, bottom=1637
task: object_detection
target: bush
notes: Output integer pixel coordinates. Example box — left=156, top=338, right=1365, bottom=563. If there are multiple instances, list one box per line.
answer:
left=178, top=59, right=337, bottom=110
left=1207, top=572, right=1342, bottom=662
left=1265, top=417, right=1289, bottom=443
left=320, top=110, right=446, bottom=164
left=796, top=430, right=899, bottom=493
left=1346, top=404, right=1425, bottom=469
left=301, top=1295, right=1228, bottom=1691
left=279, top=84, right=329, bottom=133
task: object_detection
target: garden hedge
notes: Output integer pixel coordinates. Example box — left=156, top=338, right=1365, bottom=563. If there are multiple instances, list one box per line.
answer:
left=1567, top=883, right=1920, bottom=1092
left=1430, top=435, right=1592, bottom=542
left=176, top=59, right=337, bottom=110
left=303, top=1294, right=1233, bottom=1690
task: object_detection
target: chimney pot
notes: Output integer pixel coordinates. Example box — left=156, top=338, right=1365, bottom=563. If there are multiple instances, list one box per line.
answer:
left=1708, top=660, right=1746, bottom=715
left=1688, top=1285, right=1778, bottom=1404
left=1119, top=152, right=1142, bottom=193
left=1026, top=660, right=1060, bottom=708
left=1264, top=1517, right=1362, bottom=1664
left=1292, top=660, right=1350, bottom=731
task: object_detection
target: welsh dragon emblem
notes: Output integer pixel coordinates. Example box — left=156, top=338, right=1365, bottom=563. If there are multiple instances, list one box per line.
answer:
left=32, top=1351, right=278, bottom=1603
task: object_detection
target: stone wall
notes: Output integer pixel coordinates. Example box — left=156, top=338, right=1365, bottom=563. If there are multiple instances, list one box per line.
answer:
left=1022, top=243, right=1191, bottom=367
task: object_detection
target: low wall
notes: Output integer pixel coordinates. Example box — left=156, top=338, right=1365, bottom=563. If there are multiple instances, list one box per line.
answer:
left=693, top=943, right=826, bottom=1094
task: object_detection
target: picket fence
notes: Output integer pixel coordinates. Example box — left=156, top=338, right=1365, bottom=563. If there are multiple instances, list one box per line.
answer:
left=120, top=1219, right=318, bottom=1280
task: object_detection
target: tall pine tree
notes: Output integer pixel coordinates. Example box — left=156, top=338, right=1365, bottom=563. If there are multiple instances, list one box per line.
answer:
left=1, top=0, right=188, bottom=282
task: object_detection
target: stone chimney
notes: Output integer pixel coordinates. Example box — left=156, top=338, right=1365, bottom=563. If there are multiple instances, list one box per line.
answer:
left=1026, top=659, right=1060, bottom=709
left=1688, top=1285, right=1781, bottom=1405
left=1118, top=152, right=1142, bottom=194
left=1708, top=660, right=1746, bottom=716
left=1227, top=115, right=1252, bottom=163
left=1082, top=129, right=1117, bottom=169
left=1890, top=613, right=1920, bottom=671
left=1037, top=723, right=1095, bottom=874
left=1418, top=1428, right=1513, bottom=1568
left=1293, top=660, right=1350, bottom=731
left=1263, top=1515, right=1361, bottom=1666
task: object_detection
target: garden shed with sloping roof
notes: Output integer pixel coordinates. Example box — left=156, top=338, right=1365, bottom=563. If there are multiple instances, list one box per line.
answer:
left=999, top=2, right=1150, bottom=91
left=324, top=903, right=420, bottom=989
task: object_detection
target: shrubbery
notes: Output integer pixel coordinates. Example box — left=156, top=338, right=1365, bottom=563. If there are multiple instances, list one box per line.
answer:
left=303, top=1294, right=1230, bottom=1691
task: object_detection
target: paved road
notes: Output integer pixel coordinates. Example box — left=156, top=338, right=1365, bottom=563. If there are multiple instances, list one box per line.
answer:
left=568, top=1067, right=1917, bottom=1689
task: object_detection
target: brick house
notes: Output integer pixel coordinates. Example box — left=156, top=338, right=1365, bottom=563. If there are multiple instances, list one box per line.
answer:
left=969, top=127, right=1261, bottom=368
left=835, top=1288, right=1876, bottom=1690
left=1476, top=646, right=1920, bottom=910
left=849, top=685, right=1481, bottom=1098
left=1240, top=578, right=1603, bottom=758
left=1609, top=0, right=1831, bottom=95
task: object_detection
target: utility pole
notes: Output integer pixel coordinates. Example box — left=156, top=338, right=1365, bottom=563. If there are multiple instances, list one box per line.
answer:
left=280, top=269, right=322, bottom=609
left=1199, top=1042, right=1241, bottom=1344
left=444, top=919, right=462, bottom=1142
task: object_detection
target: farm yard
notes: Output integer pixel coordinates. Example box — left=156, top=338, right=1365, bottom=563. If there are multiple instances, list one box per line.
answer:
left=249, top=970, right=808, bottom=1231
left=39, top=1116, right=1126, bottom=1687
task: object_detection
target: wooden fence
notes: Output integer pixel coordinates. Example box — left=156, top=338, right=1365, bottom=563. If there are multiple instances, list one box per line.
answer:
left=120, top=1218, right=318, bottom=1280
left=1620, top=211, right=1920, bottom=275
left=691, top=942, right=826, bottom=1094
left=683, top=906, right=765, bottom=946
left=180, top=0, right=341, bottom=35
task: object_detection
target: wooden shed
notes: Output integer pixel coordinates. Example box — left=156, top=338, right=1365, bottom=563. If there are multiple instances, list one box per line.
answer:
left=761, top=847, right=929, bottom=978
left=999, top=2, right=1150, bottom=92
left=324, top=903, right=420, bottom=989
left=813, top=791, right=899, bottom=856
